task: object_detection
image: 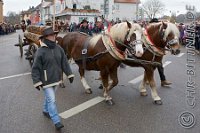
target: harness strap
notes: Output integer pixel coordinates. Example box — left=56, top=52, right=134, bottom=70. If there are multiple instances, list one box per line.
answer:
left=143, top=30, right=165, bottom=56
left=75, top=50, right=109, bottom=64
left=82, top=37, right=91, bottom=69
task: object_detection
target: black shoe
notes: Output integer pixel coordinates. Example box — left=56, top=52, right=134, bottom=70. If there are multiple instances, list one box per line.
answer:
left=55, top=122, right=64, bottom=130
left=42, top=112, right=51, bottom=119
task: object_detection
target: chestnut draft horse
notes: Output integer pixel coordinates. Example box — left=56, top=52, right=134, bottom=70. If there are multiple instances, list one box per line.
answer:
left=122, top=22, right=181, bottom=105
left=60, top=21, right=144, bottom=105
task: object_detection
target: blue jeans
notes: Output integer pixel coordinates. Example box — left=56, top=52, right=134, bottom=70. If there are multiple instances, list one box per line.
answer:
left=43, top=86, right=60, bottom=124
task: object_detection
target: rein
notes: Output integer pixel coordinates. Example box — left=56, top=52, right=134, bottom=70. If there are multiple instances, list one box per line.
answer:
left=125, top=57, right=161, bottom=66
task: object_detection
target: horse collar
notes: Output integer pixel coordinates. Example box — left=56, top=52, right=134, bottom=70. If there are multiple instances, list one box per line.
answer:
left=143, top=29, right=165, bottom=56
left=102, top=34, right=125, bottom=60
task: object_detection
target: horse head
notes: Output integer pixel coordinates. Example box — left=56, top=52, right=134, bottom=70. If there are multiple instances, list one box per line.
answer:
left=108, top=21, right=144, bottom=57
left=145, top=22, right=180, bottom=55
left=162, top=22, right=181, bottom=55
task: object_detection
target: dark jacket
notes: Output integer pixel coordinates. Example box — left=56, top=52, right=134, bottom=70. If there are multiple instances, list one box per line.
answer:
left=31, top=41, right=74, bottom=88
left=79, top=26, right=92, bottom=36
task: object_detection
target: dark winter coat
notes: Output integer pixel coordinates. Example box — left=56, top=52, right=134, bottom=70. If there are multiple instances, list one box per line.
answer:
left=31, top=40, right=74, bottom=89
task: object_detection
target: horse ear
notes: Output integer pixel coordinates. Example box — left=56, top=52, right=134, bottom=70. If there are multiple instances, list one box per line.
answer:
left=162, top=21, right=167, bottom=29
left=159, top=21, right=167, bottom=39
left=126, top=21, right=132, bottom=29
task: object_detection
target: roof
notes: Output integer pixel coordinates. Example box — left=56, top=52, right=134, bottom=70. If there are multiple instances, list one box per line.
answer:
left=114, top=0, right=140, bottom=4
left=61, top=8, right=100, bottom=14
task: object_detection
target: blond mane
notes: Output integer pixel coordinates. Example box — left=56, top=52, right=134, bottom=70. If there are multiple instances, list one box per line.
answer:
left=108, top=22, right=142, bottom=42
left=163, top=22, right=180, bottom=41
left=89, top=22, right=142, bottom=47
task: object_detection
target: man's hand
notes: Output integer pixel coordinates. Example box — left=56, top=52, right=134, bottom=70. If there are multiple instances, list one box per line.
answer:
left=69, top=77, right=74, bottom=83
left=36, top=85, right=43, bottom=91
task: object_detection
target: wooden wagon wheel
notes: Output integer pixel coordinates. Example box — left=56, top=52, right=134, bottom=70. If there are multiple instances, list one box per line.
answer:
left=27, top=43, right=38, bottom=66
left=18, top=34, right=23, bottom=58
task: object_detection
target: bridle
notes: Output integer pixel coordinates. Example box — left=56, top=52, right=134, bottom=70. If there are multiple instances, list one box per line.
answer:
left=105, top=27, right=143, bottom=56
left=124, top=28, right=144, bottom=55
left=143, top=25, right=179, bottom=56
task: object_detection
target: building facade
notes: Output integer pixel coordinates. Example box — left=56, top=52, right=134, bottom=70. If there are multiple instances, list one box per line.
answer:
left=0, top=0, right=3, bottom=23
left=21, top=0, right=140, bottom=25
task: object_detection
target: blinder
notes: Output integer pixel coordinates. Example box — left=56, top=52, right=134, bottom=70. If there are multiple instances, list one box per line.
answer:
left=125, top=28, right=130, bottom=41
left=167, top=38, right=179, bottom=47
left=159, top=26, right=166, bottom=39
left=160, top=29, right=165, bottom=39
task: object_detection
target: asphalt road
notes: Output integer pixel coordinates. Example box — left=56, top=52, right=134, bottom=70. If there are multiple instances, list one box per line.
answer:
left=0, top=31, right=200, bottom=133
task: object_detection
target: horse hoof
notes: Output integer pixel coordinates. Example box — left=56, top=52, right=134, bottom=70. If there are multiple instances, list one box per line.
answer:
left=140, top=92, right=148, bottom=96
left=98, top=84, right=103, bottom=89
left=59, top=83, right=65, bottom=88
left=153, top=100, right=163, bottom=105
left=85, top=89, right=92, bottom=94
left=105, top=99, right=115, bottom=106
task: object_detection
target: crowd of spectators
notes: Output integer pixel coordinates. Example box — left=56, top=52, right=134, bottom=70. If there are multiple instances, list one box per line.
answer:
left=0, top=22, right=16, bottom=35
left=53, top=18, right=200, bottom=54
left=2, top=17, right=200, bottom=54
left=177, top=22, right=200, bottom=54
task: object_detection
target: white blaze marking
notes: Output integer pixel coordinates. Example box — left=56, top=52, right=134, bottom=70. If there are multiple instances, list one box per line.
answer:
left=81, top=77, right=91, bottom=90
left=59, top=96, right=105, bottom=119
left=128, top=61, right=172, bottom=84
left=135, top=43, right=144, bottom=57
left=134, top=31, right=144, bottom=57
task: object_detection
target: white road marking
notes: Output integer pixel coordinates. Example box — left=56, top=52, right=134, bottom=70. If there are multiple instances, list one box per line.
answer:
left=163, top=61, right=172, bottom=67
left=176, top=53, right=185, bottom=57
left=128, top=61, right=172, bottom=84
left=0, top=72, right=31, bottom=81
left=59, top=96, right=105, bottom=119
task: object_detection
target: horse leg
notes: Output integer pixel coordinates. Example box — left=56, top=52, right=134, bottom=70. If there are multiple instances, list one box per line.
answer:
left=108, top=67, right=118, bottom=91
left=146, top=69, right=162, bottom=105
left=79, top=67, right=92, bottom=94
left=100, top=68, right=117, bottom=106
left=139, top=71, right=148, bottom=96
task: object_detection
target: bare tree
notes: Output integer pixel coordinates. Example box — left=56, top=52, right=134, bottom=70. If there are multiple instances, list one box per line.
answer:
left=5, top=11, right=20, bottom=25
left=141, top=0, right=165, bottom=19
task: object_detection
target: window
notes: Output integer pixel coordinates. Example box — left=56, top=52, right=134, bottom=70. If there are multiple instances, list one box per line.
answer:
left=100, top=4, right=104, bottom=10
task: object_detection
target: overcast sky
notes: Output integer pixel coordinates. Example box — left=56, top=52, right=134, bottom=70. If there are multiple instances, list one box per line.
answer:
left=3, top=0, right=200, bottom=16
left=3, top=0, right=41, bottom=15
left=140, top=0, right=200, bottom=16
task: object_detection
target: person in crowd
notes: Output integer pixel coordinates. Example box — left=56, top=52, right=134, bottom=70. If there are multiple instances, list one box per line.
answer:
left=93, top=21, right=104, bottom=34
left=149, top=18, right=172, bottom=86
left=79, top=19, right=92, bottom=36
left=195, top=23, right=200, bottom=54
left=31, top=27, right=74, bottom=130
left=21, top=20, right=26, bottom=32
left=0, top=24, right=3, bottom=35
left=178, top=23, right=185, bottom=45
left=26, top=19, right=31, bottom=26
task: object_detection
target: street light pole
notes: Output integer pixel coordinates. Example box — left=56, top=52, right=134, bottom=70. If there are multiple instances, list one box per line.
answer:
left=53, top=0, right=56, bottom=30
